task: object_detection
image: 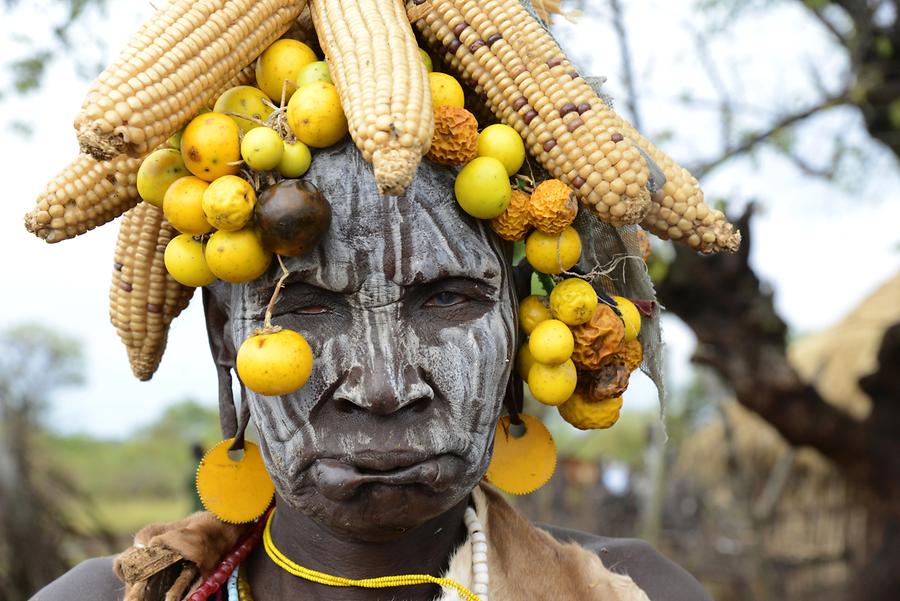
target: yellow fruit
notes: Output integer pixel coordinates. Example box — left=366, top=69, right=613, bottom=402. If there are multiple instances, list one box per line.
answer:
left=214, top=85, right=275, bottom=133
left=278, top=140, right=312, bottom=178
left=202, top=175, right=257, bottom=232
left=454, top=157, right=511, bottom=219
left=525, top=226, right=582, bottom=275
left=296, top=61, right=332, bottom=87
left=255, top=39, right=318, bottom=102
left=612, top=296, right=642, bottom=342
left=240, top=127, right=284, bottom=171
left=205, top=228, right=272, bottom=283
left=137, top=148, right=190, bottom=208
left=420, top=48, right=433, bottom=72
left=558, top=393, right=624, bottom=430
left=516, top=344, right=537, bottom=380
left=477, top=124, right=526, bottom=176
left=528, top=359, right=577, bottom=406
left=429, top=72, right=465, bottom=108
left=163, top=176, right=212, bottom=235
left=528, top=179, right=578, bottom=236
left=237, top=328, right=313, bottom=396
left=164, top=234, right=216, bottom=287
left=528, top=319, right=574, bottom=366
left=287, top=81, right=349, bottom=148
left=518, top=295, right=551, bottom=335
left=181, top=112, right=241, bottom=182
left=549, top=278, right=598, bottom=326
left=167, top=129, right=184, bottom=150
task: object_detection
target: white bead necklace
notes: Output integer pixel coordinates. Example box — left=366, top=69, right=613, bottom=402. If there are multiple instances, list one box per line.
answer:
left=464, top=505, right=490, bottom=601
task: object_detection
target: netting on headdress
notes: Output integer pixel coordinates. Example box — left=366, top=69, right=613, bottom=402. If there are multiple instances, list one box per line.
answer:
left=520, top=0, right=667, bottom=419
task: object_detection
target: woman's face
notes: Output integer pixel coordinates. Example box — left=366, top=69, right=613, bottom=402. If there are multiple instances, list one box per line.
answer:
left=227, top=145, right=515, bottom=540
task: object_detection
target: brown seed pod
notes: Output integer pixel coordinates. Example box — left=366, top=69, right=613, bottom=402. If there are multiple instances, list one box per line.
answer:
left=570, top=303, right=625, bottom=370
left=255, top=180, right=332, bottom=257
left=580, top=357, right=630, bottom=401
left=490, top=189, right=532, bottom=241
left=527, top=179, right=578, bottom=235
left=426, top=105, right=479, bottom=166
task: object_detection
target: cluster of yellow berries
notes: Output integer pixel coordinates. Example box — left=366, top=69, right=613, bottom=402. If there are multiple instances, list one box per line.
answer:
left=518, top=283, right=643, bottom=430
left=135, top=37, right=350, bottom=398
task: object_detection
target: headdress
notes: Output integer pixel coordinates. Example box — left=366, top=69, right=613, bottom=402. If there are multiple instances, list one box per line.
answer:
left=23, top=0, right=740, bottom=511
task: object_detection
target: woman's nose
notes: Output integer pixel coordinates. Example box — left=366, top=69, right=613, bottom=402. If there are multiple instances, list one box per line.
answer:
left=333, top=361, right=434, bottom=415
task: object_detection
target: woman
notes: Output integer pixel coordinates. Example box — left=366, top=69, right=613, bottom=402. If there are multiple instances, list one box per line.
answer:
left=34, top=141, right=712, bottom=601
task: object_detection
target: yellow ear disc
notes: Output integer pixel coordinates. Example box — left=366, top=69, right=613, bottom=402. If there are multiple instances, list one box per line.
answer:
left=196, top=439, right=275, bottom=524
left=485, top=414, right=557, bottom=495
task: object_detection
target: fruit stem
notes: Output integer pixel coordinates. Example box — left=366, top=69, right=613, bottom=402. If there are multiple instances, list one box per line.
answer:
left=263, top=255, right=291, bottom=329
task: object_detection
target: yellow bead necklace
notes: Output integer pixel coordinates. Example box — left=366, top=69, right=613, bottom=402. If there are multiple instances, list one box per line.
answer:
left=262, top=509, right=483, bottom=601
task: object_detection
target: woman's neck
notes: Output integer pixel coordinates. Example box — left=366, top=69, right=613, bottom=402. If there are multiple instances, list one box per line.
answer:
left=246, top=495, right=469, bottom=601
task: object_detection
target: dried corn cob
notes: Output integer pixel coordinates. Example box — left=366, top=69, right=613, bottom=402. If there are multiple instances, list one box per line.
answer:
left=416, top=0, right=651, bottom=227
left=312, top=0, right=433, bottom=195
left=110, top=202, right=194, bottom=381
left=25, top=66, right=256, bottom=245
left=621, top=122, right=741, bottom=253
left=24, top=154, right=143, bottom=244
left=75, top=0, right=306, bottom=160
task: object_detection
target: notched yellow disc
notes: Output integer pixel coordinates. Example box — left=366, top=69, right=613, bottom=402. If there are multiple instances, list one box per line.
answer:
left=485, top=414, right=557, bottom=495
left=196, top=439, right=275, bottom=524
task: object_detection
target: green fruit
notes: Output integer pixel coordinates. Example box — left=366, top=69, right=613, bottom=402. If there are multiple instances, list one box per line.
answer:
left=214, top=85, right=275, bottom=134
left=454, top=157, right=511, bottom=219
left=419, top=48, right=433, bottom=72
left=240, top=127, right=284, bottom=171
left=137, top=148, right=189, bottom=208
left=296, top=61, right=332, bottom=87
left=278, top=141, right=312, bottom=178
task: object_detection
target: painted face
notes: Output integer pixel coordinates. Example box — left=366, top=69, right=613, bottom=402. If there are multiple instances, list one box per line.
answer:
left=228, top=143, right=515, bottom=539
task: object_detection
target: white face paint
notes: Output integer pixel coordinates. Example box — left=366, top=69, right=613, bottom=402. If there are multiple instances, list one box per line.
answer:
left=228, top=143, right=515, bottom=537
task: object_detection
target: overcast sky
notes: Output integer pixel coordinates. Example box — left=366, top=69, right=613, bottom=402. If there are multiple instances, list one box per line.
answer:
left=1, top=0, right=897, bottom=438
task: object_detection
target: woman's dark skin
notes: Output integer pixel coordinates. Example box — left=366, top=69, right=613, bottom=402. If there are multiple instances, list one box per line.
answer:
left=32, top=143, right=712, bottom=601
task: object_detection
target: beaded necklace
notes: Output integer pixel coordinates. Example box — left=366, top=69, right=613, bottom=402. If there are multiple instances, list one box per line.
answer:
left=211, top=504, right=490, bottom=601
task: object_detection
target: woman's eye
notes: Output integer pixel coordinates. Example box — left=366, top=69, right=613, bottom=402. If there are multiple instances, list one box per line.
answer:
left=425, top=291, right=469, bottom=308
left=296, top=305, right=330, bottom=315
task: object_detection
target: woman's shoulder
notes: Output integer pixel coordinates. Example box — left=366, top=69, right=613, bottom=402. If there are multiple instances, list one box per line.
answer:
left=541, top=524, right=714, bottom=601
left=30, top=556, right=123, bottom=601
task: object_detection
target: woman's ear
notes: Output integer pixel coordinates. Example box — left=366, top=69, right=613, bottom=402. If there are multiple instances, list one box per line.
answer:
left=202, top=285, right=238, bottom=440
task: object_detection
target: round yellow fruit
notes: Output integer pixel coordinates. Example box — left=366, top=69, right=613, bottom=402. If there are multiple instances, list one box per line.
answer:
left=205, top=228, right=272, bottom=283
left=455, top=157, right=511, bottom=219
left=278, top=140, right=312, bottom=178
left=137, top=148, right=190, bottom=208
left=419, top=48, right=433, bottom=72
left=477, top=124, right=526, bottom=176
left=528, top=359, right=577, bottom=406
left=213, top=85, right=275, bottom=133
left=296, top=61, right=332, bottom=87
left=240, top=127, right=284, bottom=171
left=612, top=295, right=642, bottom=342
left=518, top=295, right=551, bottom=335
left=528, top=319, right=574, bottom=366
left=163, top=176, right=212, bottom=235
left=255, top=39, right=318, bottom=102
left=429, top=72, right=465, bottom=108
left=237, top=328, right=313, bottom=396
left=181, top=112, right=241, bottom=182
left=558, top=393, right=623, bottom=430
left=525, top=226, right=582, bottom=275
left=549, top=278, right=598, bottom=326
left=516, top=344, right=537, bottom=380
left=202, top=175, right=256, bottom=231
left=164, top=234, right=216, bottom=287
left=287, top=81, right=348, bottom=148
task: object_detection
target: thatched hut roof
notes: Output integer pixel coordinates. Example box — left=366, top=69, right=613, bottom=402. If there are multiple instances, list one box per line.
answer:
left=788, top=271, right=900, bottom=420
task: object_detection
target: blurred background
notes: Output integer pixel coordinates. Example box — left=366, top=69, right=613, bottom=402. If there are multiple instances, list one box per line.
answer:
left=1, top=1, right=898, bottom=600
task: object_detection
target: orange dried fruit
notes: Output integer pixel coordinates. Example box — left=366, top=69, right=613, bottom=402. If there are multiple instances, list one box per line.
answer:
left=491, top=189, right=532, bottom=241
left=570, top=303, right=625, bottom=370
left=426, top=105, right=479, bottom=166
left=619, top=339, right=644, bottom=372
left=558, top=392, right=623, bottom=430
left=581, top=357, right=631, bottom=400
left=527, top=179, right=578, bottom=235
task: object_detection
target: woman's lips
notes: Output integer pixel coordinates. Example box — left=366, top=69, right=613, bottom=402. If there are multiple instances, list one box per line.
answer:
left=311, top=454, right=459, bottom=501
